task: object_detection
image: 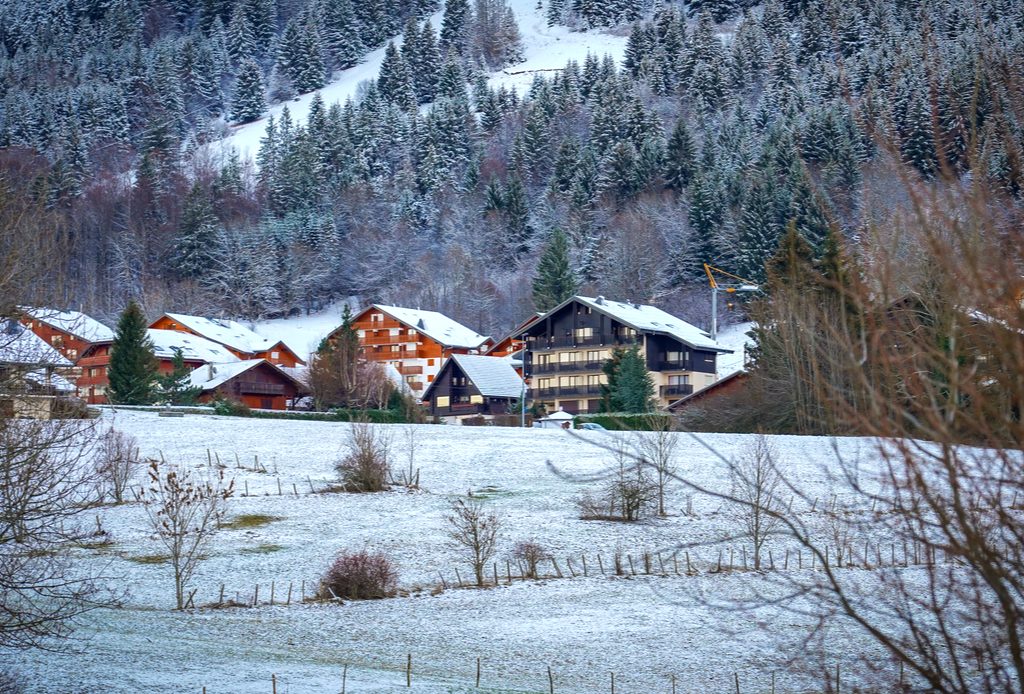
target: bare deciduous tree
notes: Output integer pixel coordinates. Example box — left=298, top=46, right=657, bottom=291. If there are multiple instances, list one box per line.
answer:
left=142, top=460, right=233, bottom=609
left=633, top=417, right=678, bottom=516
left=0, top=418, right=114, bottom=649
left=729, top=433, right=782, bottom=570
left=447, top=499, right=501, bottom=587
left=95, top=427, right=142, bottom=504
left=512, top=540, right=549, bottom=579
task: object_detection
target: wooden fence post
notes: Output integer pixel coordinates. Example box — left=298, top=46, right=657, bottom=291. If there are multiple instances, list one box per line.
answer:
left=271, top=674, right=277, bottom=694
left=581, top=554, right=588, bottom=577
left=270, top=580, right=275, bottom=606
left=476, top=657, right=481, bottom=687
left=342, top=664, right=347, bottom=694
left=286, top=582, right=293, bottom=606
left=406, top=653, right=411, bottom=687
left=597, top=554, right=605, bottom=575
left=548, top=665, right=554, bottom=693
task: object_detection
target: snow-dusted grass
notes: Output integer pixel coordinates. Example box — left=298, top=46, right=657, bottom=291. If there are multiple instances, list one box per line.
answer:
left=6, top=410, right=901, bottom=692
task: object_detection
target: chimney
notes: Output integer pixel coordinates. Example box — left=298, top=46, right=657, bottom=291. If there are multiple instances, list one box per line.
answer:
left=595, top=296, right=604, bottom=305
left=207, top=364, right=216, bottom=380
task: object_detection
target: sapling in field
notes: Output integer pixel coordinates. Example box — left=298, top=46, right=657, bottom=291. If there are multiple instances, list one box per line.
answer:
left=142, top=460, right=233, bottom=609
left=729, top=434, right=782, bottom=571
left=94, top=427, right=141, bottom=504
left=447, top=499, right=501, bottom=587
left=336, top=419, right=392, bottom=492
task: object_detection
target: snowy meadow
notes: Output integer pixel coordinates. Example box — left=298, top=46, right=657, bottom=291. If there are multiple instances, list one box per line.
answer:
left=6, top=410, right=921, bottom=693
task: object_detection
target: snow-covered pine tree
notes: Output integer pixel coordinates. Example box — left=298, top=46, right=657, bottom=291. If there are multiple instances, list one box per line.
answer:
left=532, top=228, right=578, bottom=311
left=231, top=58, right=265, bottom=123
left=440, top=0, right=470, bottom=55
left=107, top=300, right=158, bottom=406
left=322, top=0, right=365, bottom=70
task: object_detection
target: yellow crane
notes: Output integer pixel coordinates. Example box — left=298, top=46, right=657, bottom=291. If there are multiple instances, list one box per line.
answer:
left=703, top=263, right=760, bottom=341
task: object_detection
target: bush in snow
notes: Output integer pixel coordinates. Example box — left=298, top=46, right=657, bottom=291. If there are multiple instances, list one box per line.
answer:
left=335, top=420, right=392, bottom=492
left=94, top=427, right=141, bottom=504
left=512, top=540, right=549, bottom=579
left=318, top=550, right=398, bottom=600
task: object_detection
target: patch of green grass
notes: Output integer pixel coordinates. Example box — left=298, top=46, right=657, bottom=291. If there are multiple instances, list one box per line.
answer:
left=220, top=513, right=283, bottom=530
left=75, top=539, right=117, bottom=551
left=240, top=543, right=285, bottom=555
left=126, top=554, right=171, bottom=564
left=470, top=486, right=515, bottom=500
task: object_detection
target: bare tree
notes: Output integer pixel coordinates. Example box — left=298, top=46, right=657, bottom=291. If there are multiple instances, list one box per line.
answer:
left=633, top=417, right=678, bottom=516
left=335, top=420, right=392, bottom=492
left=729, top=434, right=782, bottom=570
left=94, top=427, right=142, bottom=504
left=392, top=424, right=420, bottom=488
left=0, top=418, right=114, bottom=649
left=141, top=460, right=233, bottom=609
left=447, top=499, right=501, bottom=587
left=512, top=540, right=549, bottom=579
left=577, top=444, right=657, bottom=522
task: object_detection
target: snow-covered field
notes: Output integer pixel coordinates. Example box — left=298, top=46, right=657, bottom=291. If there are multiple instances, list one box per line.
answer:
left=207, top=0, right=628, bottom=164
left=8, top=411, right=901, bottom=693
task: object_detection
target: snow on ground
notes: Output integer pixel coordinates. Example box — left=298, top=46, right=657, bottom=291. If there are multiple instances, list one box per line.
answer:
left=206, top=0, right=628, bottom=164
left=9, top=411, right=900, bottom=692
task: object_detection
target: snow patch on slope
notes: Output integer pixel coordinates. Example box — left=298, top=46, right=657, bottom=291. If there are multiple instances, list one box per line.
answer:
left=208, top=0, right=628, bottom=164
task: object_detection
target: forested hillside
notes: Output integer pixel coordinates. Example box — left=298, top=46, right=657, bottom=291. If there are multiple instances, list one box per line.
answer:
left=0, top=0, right=1021, bottom=336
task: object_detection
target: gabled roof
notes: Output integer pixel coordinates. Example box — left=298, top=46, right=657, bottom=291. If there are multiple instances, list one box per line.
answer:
left=571, top=296, right=732, bottom=353
left=450, top=354, right=524, bottom=398
left=365, top=305, right=490, bottom=349
left=0, top=321, right=73, bottom=367
left=147, top=329, right=240, bottom=364
left=22, top=307, right=115, bottom=343
left=668, top=370, right=749, bottom=410
left=186, top=359, right=304, bottom=392
left=24, top=369, right=76, bottom=393
left=160, top=313, right=276, bottom=354
left=486, top=313, right=543, bottom=355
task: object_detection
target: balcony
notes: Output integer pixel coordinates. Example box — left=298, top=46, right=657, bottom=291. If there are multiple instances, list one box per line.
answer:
left=530, top=385, right=603, bottom=399
left=399, top=365, right=423, bottom=375
left=660, top=384, right=694, bottom=398
left=362, top=333, right=417, bottom=346
left=657, top=361, right=692, bottom=372
left=409, top=381, right=424, bottom=391
left=533, top=336, right=639, bottom=350
left=532, top=361, right=604, bottom=374
left=239, top=381, right=285, bottom=395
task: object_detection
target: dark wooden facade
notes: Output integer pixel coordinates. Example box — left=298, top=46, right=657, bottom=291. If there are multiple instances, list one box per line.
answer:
left=197, top=361, right=301, bottom=411
left=522, top=298, right=722, bottom=413
left=423, top=359, right=520, bottom=419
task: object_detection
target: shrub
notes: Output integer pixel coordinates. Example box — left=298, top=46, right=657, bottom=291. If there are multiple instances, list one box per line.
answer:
left=512, top=540, right=549, bottom=579
left=318, top=550, right=398, bottom=600
left=212, top=398, right=251, bottom=417
left=94, top=427, right=141, bottom=504
left=335, top=420, right=391, bottom=492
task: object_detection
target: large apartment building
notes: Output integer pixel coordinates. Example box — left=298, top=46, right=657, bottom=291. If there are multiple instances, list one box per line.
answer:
left=522, top=296, right=732, bottom=414
left=333, top=305, right=491, bottom=395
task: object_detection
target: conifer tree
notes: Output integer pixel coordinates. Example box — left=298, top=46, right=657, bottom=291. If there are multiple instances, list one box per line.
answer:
left=108, top=300, right=158, bottom=405
left=157, top=348, right=202, bottom=405
left=664, top=117, right=697, bottom=190
left=602, top=346, right=654, bottom=413
left=173, top=183, right=221, bottom=278
left=532, top=228, right=578, bottom=311
left=322, top=0, right=365, bottom=69
left=231, top=58, right=265, bottom=123
left=440, top=0, right=470, bottom=55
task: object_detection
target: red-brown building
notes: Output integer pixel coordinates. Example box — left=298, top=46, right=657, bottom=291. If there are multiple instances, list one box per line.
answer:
left=329, top=305, right=491, bottom=395
left=149, top=313, right=305, bottom=367
left=19, top=308, right=114, bottom=375
left=186, top=359, right=304, bottom=410
left=76, top=329, right=242, bottom=404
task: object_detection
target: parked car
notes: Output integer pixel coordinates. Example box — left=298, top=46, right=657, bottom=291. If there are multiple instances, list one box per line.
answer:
left=579, top=422, right=607, bottom=431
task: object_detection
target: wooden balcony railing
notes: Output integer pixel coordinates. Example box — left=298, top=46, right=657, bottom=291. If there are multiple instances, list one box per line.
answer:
left=399, top=365, right=423, bottom=375
left=660, top=384, right=694, bottom=398
left=239, top=381, right=285, bottom=395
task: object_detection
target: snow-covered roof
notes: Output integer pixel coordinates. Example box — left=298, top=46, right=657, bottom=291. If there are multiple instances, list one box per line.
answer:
left=22, top=307, right=114, bottom=343
left=0, top=321, right=73, bottom=367
left=541, top=409, right=576, bottom=421
left=25, top=369, right=76, bottom=393
left=574, top=296, right=732, bottom=353
left=187, top=359, right=304, bottom=392
left=449, top=354, right=524, bottom=398
left=186, top=359, right=265, bottom=391
left=162, top=313, right=276, bottom=354
left=147, top=329, right=240, bottom=364
left=372, top=305, right=490, bottom=349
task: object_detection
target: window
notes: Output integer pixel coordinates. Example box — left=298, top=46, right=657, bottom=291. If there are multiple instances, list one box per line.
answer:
left=436, top=396, right=450, bottom=408
left=407, top=329, right=417, bottom=336
left=559, top=351, right=578, bottom=363
left=669, top=375, right=690, bottom=385
left=470, top=394, right=484, bottom=404
left=587, top=350, right=601, bottom=362
left=271, top=351, right=279, bottom=359
left=538, top=378, right=554, bottom=389
left=573, top=327, right=593, bottom=341
left=427, top=375, right=434, bottom=382
left=666, top=351, right=683, bottom=362
left=587, top=374, right=602, bottom=385
left=357, top=330, right=365, bottom=338
left=389, top=328, right=400, bottom=336
left=371, top=313, right=383, bottom=322
left=428, top=359, right=435, bottom=366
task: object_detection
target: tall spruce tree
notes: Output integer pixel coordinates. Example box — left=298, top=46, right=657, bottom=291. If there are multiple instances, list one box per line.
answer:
left=107, top=300, right=158, bottom=405
left=231, top=58, right=265, bottom=123
left=605, top=345, right=655, bottom=413
left=532, top=228, right=578, bottom=311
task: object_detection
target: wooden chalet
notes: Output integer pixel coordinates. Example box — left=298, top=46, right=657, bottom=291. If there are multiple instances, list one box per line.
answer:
left=0, top=320, right=79, bottom=419
left=332, top=305, right=491, bottom=396
left=76, top=329, right=241, bottom=404
left=486, top=313, right=542, bottom=375
left=186, top=359, right=303, bottom=410
left=19, top=308, right=114, bottom=364
left=421, top=354, right=524, bottom=422
left=149, top=313, right=305, bottom=367
left=520, top=296, right=733, bottom=414
left=667, top=370, right=749, bottom=412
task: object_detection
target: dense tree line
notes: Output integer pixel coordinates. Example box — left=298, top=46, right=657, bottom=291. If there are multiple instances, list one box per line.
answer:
left=0, top=0, right=1021, bottom=340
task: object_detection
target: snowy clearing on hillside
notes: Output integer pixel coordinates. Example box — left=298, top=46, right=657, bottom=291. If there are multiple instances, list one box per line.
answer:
left=206, top=0, right=628, bottom=164
left=5, top=410, right=932, bottom=692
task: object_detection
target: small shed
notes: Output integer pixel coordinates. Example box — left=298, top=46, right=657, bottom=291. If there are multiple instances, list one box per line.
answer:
left=535, top=409, right=576, bottom=429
